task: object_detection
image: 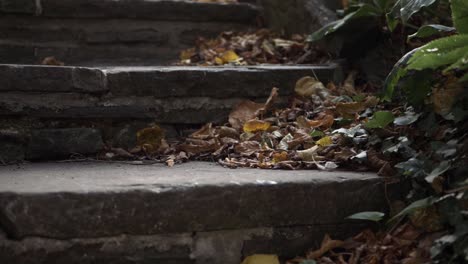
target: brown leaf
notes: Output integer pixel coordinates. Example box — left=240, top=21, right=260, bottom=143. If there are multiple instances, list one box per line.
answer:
left=234, top=141, right=262, bottom=156
left=41, top=56, right=64, bottom=66
left=229, top=101, right=264, bottom=130
left=306, top=234, right=344, bottom=259
left=336, top=102, right=366, bottom=119
left=190, top=123, right=215, bottom=140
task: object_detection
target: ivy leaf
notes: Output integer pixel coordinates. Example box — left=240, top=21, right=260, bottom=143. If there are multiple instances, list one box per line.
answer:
left=425, top=161, right=451, bottom=183
left=389, top=197, right=436, bottom=223
left=308, top=4, right=381, bottom=42
left=451, top=0, right=468, bottom=34
left=347, top=211, right=385, bottom=222
left=407, top=34, right=468, bottom=71
left=407, top=24, right=455, bottom=41
left=389, top=0, right=438, bottom=25
left=365, top=111, right=395, bottom=129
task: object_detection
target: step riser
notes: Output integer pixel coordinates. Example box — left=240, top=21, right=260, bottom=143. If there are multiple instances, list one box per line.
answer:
left=0, top=224, right=365, bottom=264
left=0, top=17, right=252, bottom=65
left=0, top=0, right=258, bottom=65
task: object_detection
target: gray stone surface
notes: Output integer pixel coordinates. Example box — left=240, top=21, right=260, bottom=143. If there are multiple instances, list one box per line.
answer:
left=26, top=128, right=104, bottom=160
left=105, top=65, right=342, bottom=98
left=259, top=0, right=338, bottom=35
left=39, top=0, right=258, bottom=23
left=0, top=162, right=389, bottom=239
left=0, top=129, right=25, bottom=164
left=0, top=230, right=194, bottom=264
left=0, top=0, right=37, bottom=14
left=0, top=65, right=106, bottom=93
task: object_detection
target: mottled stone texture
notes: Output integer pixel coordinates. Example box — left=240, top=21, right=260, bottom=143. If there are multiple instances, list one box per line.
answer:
left=26, top=128, right=104, bottom=160
left=0, top=162, right=394, bottom=263
left=259, top=0, right=338, bottom=35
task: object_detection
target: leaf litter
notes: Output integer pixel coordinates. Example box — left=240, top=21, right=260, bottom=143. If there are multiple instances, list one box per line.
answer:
left=99, top=70, right=466, bottom=263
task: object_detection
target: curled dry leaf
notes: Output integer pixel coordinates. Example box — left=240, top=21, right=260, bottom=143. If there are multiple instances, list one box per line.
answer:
left=306, top=234, right=344, bottom=259
left=234, top=141, right=262, bottom=156
left=229, top=100, right=264, bottom=130
left=336, top=102, right=366, bottom=119
left=295, top=76, right=331, bottom=101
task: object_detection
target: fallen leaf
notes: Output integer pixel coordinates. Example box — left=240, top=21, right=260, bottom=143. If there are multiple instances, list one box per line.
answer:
left=229, top=101, right=264, bottom=130
left=41, top=56, right=64, bottom=66
left=136, top=126, right=165, bottom=154
left=365, top=111, right=395, bottom=129
left=336, top=102, right=366, bottom=119
left=243, top=120, right=271, bottom=133
left=306, top=234, right=344, bottom=259
left=316, top=136, right=333, bottom=147
left=295, top=76, right=330, bottom=100
left=221, top=50, right=240, bottom=63
left=235, top=141, right=262, bottom=156
left=297, top=145, right=319, bottom=161
left=241, top=254, right=280, bottom=264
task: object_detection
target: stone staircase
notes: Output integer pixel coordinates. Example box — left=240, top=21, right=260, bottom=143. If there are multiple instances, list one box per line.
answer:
left=0, top=1, right=392, bottom=263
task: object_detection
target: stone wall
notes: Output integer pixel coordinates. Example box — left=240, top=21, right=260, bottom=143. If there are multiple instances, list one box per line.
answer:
left=258, top=0, right=340, bottom=35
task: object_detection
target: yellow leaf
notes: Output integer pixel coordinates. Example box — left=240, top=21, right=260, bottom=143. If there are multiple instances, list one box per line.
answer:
left=273, top=151, right=288, bottom=163
left=243, top=120, right=271, bottom=133
left=221, top=50, right=240, bottom=63
left=214, top=57, right=224, bottom=65
left=180, top=48, right=195, bottom=61
left=241, top=254, right=280, bottom=264
left=316, top=136, right=332, bottom=147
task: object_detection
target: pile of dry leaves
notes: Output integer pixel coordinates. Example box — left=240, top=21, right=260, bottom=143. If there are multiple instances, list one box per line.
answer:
left=179, top=30, right=330, bottom=66
left=288, top=223, right=441, bottom=264
left=102, top=72, right=406, bottom=178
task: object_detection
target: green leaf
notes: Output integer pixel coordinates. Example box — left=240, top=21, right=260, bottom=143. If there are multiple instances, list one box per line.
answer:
left=308, top=4, right=381, bottom=42
left=365, top=111, right=395, bottom=128
left=389, top=197, right=436, bottom=222
left=383, top=48, right=419, bottom=101
left=407, top=34, right=468, bottom=71
left=425, top=161, right=451, bottom=183
left=451, top=0, right=468, bottom=34
left=387, top=0, right=437, bottom=29
left=407, top=24, right=455, bottom=41
left=310, top=130, right=325, bottom=138
left=347, top=211, right=385, bottom=222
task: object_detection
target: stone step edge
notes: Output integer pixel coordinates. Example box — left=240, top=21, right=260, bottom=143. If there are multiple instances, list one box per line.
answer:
left=0, top=0, right=259, bottom=23
left=0, top=162, right=391, bottom=240
left=0, top=63, right=343, bottom=97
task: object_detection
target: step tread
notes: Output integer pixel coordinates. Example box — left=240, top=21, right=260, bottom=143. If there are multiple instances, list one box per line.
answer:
left=0, top=162, right=386, bottom=239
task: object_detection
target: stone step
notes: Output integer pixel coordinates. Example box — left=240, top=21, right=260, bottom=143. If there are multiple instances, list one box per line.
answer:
left=0, top=161, right=395, bottom=263
left=0, top=0, right=259, bottom=65
left=0, top=63, right=342, bottom=162
left=0, top=64, right=342, bottom=121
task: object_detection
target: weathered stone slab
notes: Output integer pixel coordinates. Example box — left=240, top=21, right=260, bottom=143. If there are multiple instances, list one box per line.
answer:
left=0, top=65, right=106, bottom=93
left=0, top=162, right=390, bottom=239
left=0, top=92, right=243, bottom=124
left=105, top=65, right=343, bottom=98
left=0, top=0, right=37, bottom=14
left=40, top=0, right=258, bottom=23
left=26, top=128, right=104, bottom=160
left=259, top=0, right=338, bottom=35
